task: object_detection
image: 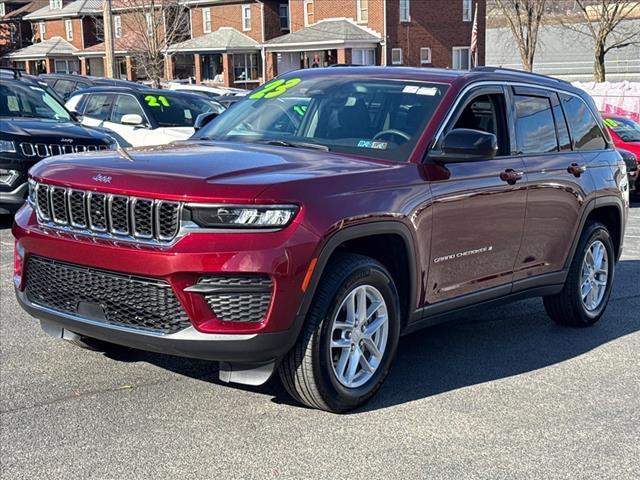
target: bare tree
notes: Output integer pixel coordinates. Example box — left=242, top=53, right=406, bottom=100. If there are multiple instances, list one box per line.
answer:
left=564, top=0, right=640, bottom=82
left=106, top=0, right=190, bottom=87
left=490, top=0, right=548, bottom=71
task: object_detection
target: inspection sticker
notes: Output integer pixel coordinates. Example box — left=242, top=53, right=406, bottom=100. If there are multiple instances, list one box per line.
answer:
left=358, top=140, right=388, bottom=150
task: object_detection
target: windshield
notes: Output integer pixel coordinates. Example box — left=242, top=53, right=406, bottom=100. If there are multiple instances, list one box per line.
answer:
left=605, top=117, right=640, bottom=142
left=142, top=93, right=223, bottom=127
left=0, top=82, right=71, bottom=122
left=194, top=74, right=448, bottom=161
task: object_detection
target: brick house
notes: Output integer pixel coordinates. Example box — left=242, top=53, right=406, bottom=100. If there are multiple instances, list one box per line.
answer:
left=0, top=0, right=47, bottom=60
left=3, top=0, right=486, bottom=86
left=4, top=0, right=102, bottom=73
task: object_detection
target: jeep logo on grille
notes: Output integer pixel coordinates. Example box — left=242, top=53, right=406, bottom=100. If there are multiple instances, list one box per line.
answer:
left=92, top=174, right=112, bottom=183
left=60, top=138, right=74, bottom=143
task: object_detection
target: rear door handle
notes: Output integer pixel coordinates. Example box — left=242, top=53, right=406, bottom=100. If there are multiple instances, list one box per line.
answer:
left=500, top=169, right=524, bottom=185
left=568, top=163, right=587, bottom=177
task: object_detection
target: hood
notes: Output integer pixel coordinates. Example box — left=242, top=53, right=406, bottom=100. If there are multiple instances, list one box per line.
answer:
left=0, top=118, right=111, bottom=143
left=29, top=140, right=397, bottom=202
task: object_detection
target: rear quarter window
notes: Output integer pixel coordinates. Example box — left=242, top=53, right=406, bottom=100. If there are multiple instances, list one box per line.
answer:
left=514, top=95, right=558, bottom=154
left=560, top=94, right=607, bottom=151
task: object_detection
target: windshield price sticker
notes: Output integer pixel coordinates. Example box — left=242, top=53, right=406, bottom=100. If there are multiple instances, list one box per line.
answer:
left=250, top=78, right=301, bottom=100
left=402, top=85, right=439, bottom=96
left=145, top=95, right=170, bottom=107
left=603, top=118, right=618, bottom=128
left=357, top=140, right=388, bottom=150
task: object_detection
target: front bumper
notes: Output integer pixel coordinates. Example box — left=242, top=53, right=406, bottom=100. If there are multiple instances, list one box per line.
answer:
left=16, top=288, right=294, bottom=364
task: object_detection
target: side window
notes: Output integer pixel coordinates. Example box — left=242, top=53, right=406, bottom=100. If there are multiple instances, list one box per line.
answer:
left=560, top=94, right=607, bottom=151
left=53, top=79, right=78, bottom=100
left=453, top=93, right=510, bottom=156
left=65, top=94, right=84, bottom=113
left=110, top=95, right=146, bottom=124
left=84, top=94, right=113, bottom=120
left=514, top=94, right=557, bottom=154
left=552, top=94, right=572, bottom=151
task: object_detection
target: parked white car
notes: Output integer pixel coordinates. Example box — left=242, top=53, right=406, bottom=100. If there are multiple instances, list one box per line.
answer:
left=65, top=87, right=225, bottom=147
left=165, top=82, right=249, bottom=99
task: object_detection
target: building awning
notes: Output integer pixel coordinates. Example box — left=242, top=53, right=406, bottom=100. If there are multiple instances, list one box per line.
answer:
left=167, top=27, right=259, bottom=54
left=263, top=19, right=381, bottom=52
left=4, top=36, right=78, bottom=59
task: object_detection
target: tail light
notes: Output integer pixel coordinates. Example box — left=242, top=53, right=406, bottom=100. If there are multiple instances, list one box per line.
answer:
left=13, top=240, right=25, bottom=290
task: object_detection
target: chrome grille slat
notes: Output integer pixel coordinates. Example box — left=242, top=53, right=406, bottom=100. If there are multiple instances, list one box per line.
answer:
left=33, top=182, right=181, bottom=244
left=18, top=142, right=107, bottom=158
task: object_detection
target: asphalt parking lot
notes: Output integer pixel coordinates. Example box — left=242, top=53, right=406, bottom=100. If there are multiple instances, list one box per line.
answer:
left=1, top=203, right=639, bottom=480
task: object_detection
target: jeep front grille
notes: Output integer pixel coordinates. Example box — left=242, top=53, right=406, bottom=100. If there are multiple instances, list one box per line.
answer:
left=19, top=142, right=109, bottom=158
left=34, top=181, right=181, bottom=244
left=25, top=256, right=191, bottom=334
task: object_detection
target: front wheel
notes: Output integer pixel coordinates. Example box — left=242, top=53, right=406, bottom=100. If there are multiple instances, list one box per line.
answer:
left=543, top=221, right=615, bottom=327
left=279, top=253, right=401, bottom=412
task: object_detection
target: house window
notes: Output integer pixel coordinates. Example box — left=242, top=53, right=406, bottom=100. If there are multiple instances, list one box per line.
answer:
left=352, top=48, right=375, bottom=65
left=0, top=3, right=6, bottom=17
left=452, top=46, right=471, bottom=69
left=399, top=0, right=410, bottom=22
left=65, top=19, right=73, bottom=41
left=304, top=0, right=314, bottom=26
left=357, top=0, right=368, bottom=23
left=391, top=48, right=402, bottom=65
left=49, top=0, right=62, bottom=10
left=202, top=8, right=211, bottom=33
left=242, top=4, right=251, bottom=31
left=54, top=59, right=79, bottom=74
left=233, top=52, right=261, bottom=82
left=114, top=15, right=122, bottom=38
left=279, top=3, right=289, bottom=30
left=10, top=24, right=17, bottom=44
left=39, top=22, right=46, bottom=40
left=420, top=47, right=431, bottom=64
left=463, top=0, right=472, bottom=21
left=146, top=12, right=153, bottom=35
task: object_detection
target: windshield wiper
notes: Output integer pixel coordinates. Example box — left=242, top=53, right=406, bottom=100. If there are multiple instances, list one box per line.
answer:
left=258, top=139, right=330, bottom=151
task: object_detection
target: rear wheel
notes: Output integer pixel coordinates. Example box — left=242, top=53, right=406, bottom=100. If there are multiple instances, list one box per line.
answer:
left=279, top=253, right=401, bottom=412
left=543, top=221, right=615, bottom=327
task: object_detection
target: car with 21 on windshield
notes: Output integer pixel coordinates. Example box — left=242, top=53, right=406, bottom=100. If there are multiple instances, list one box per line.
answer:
left=14, top=67, right=628, bottom=412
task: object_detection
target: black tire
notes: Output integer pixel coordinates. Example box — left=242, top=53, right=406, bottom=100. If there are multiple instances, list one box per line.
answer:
left=278, top=253, right=401, bottom=413
left=543, top=221, right=615, bottom=327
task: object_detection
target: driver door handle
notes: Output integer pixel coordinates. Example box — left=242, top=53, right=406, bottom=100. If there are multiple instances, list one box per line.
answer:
left=500, top=169, right=524, bottom=185
left=567, top=163, right=587, bottom=177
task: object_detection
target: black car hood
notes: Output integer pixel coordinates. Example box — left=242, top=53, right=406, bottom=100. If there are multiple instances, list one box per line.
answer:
left=0, top=118, right=110, bottom=142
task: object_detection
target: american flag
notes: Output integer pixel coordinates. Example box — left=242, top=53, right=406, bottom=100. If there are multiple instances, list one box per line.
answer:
left=470, top=2, right=479, bottom=67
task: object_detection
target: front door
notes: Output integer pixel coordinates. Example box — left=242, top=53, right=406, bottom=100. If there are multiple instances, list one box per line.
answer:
left=426, top=86, right=527, bottom=303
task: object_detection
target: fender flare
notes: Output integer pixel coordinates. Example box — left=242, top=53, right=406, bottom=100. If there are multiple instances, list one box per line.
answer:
left=564, top=195, right=625, bottom=269
left=291, top=221, right=419, bottom=339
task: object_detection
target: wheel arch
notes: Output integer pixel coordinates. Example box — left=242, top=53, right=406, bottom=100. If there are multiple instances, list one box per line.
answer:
left=294, top=221, right=419, bottom=334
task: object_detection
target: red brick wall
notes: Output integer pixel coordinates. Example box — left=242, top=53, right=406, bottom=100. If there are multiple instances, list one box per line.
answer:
left=385, top=0, right=486, bottom=68
left=288, top=0, right=384, bottom=35
left=263, top=0, right=286, bottom=41
left=190, top=1, right=263, bottom=42
left=33, top=18, right=84, bottom=49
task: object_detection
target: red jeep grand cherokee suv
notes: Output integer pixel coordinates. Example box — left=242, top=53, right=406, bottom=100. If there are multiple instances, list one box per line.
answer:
left=13, top=68, right=629, bottom=412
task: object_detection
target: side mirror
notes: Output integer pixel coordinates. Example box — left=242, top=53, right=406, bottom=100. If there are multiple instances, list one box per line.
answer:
left=440, top=128, right=498, bottom=162
left=121, top=113, right=145, bottom=126
left=194, top=111, right=220, bottom=131
left=69, top=111, right=83, bottom=122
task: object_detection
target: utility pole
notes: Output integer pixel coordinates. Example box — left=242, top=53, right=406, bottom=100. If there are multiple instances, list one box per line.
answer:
left=103, top=0, right=115, bottom=78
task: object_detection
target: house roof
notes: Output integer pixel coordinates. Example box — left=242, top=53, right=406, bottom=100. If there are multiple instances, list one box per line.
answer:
left=264, top=18, right=381, bottom=51
left=1, top=0, right=48, bottom=20
left=4, top=36, right=78, bottom=58
left=80, top=31, right=139, bottom=56
left=167, top=27, right=259, bottom=53
left=24, top=0, right=102, bottom=20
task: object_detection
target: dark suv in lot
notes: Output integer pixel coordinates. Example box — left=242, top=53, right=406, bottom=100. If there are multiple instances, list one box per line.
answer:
left=13, top=67, right=629, bottom=412
left=1, top=79, right=117, bottom=214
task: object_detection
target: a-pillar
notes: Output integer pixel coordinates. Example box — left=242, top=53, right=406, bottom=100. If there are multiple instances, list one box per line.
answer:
left=194, top=53, right=202, bottom=83
left=79, top=57, right=88, bottom=75
left=164, top=55, right=174, bottom=81
left=222, top=53, right=233, bottom=87
left=337, top=48, right=352, bottom=65
left=265, top=51, right=277, bottom=81
left=125, top=56, right=136, bottom=81
left=44, top=58, right=55, bottom=73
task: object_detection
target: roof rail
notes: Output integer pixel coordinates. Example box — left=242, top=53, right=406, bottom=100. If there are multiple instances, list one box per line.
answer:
left=472, top=66, right=572, bottom=86
left=0, top=67, right=25, bottom=79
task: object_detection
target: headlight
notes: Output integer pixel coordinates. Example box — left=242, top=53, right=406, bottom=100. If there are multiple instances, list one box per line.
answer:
left=0, top=140, right=16, bottom=153
left=188, top=205, right=298, bottom=229
left=27, top=178, right=36, bottom=206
